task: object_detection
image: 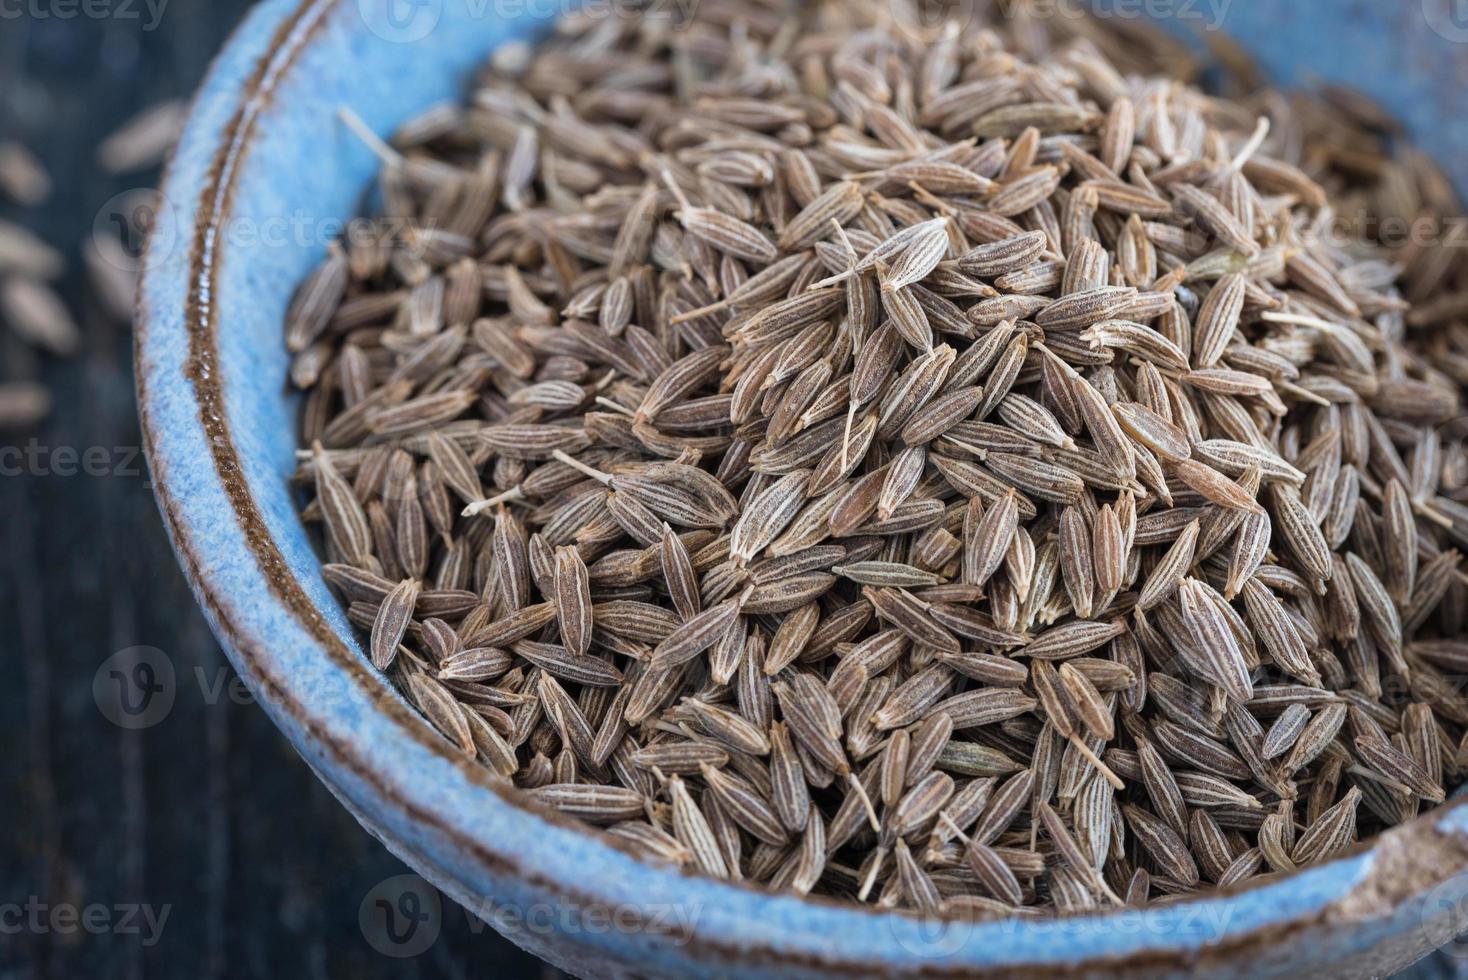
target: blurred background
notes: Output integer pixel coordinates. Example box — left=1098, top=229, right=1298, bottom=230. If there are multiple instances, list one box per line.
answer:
left=0, top=3, right=550, bottom=977
left=0, top=1, right=1467, bottom=978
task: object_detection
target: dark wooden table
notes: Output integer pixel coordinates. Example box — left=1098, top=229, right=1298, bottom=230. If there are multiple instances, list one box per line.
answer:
left=0, top=4, right=549, bottom=977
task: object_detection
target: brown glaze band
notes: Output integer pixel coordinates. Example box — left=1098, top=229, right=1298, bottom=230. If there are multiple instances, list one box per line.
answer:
left=133, top=0, right=1468, bottom=973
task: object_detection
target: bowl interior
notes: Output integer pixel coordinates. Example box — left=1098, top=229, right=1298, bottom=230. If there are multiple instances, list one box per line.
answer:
left=138, top=0, right=1468, bottom=973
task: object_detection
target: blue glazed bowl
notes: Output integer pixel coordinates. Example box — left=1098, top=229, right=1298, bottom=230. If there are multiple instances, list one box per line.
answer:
left=137, top=1, right=1468, bottom=975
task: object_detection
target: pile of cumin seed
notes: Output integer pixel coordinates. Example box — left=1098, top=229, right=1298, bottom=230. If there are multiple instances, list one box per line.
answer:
left=289, top=1, right=1468, bottom=915
left=0, top=98, right=183, bottom=430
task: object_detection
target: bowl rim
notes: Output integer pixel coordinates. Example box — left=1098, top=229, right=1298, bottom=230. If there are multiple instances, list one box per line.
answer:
left=134, top=0, right=1468, bottom=972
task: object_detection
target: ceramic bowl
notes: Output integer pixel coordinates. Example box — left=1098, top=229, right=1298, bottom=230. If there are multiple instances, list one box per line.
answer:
left=137, top=0, right=1468, bottom=975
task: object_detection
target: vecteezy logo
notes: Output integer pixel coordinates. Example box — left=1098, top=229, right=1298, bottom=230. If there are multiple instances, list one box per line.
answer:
left=357, top=0, right=443, bottom=44
left=1418, top=874, right=1468, bottom=960
left=888, top=0, right=978, bottom=42
left=1442, top=416, right=1468, bottom=480
left=359, top=875, right=441, bottom=957
left=890, top=909, right=975, bottom=958
left=93, top=646, right=176, bottom=730
left=91, top=189, right=178, bottom=275
left=1424, top=0, right=1468, bottom=43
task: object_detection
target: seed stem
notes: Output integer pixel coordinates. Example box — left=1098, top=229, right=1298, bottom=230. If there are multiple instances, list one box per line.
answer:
left=595, top=396, right=637, bottom=417
left=857, top=846, right=885, bottom=902
left=848, top=770, right=881, bottom=834
left=551, top=448, right=611, bottom=484
left=1229, top=116, right=1271, bottom=171
left=336, top=106, right=404, bottom=169
left=1068, top=734, right=1125, bottom=790
left=461, top=484, right=525, bottom=516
